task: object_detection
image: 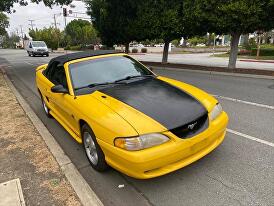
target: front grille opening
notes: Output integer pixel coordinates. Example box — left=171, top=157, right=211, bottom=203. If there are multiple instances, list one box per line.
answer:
left=170, top=113, right=209, bottom=139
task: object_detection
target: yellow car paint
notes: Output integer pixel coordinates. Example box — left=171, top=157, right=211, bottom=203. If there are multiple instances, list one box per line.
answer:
left=36, top=53, right=229, bottom=179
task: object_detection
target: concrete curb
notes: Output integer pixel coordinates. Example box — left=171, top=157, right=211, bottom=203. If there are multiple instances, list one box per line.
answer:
left=150, top=66, right=274, bottom=80
left=1, top=68, right=103, bottom=206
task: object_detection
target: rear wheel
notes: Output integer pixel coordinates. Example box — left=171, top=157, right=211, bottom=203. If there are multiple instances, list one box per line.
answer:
left=82, top=124, right=108, bottom=171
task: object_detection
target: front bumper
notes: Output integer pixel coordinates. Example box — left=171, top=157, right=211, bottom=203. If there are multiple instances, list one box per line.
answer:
left=98, top=111, right=229, bottom=179
left=33, top=51, right=48, bottom=55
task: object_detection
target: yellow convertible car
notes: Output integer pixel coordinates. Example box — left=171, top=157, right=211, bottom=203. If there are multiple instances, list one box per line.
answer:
left=36, top=51, right=228, bottom=179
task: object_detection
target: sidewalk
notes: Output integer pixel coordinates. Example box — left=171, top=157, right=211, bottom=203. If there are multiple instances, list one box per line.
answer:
left=0, top=71, right=81, bottom=205
left=132, top=53, right=274, bottom=72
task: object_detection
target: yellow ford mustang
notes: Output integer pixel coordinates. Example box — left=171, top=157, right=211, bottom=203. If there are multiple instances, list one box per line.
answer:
left=36, top=51, right=228, bottom=179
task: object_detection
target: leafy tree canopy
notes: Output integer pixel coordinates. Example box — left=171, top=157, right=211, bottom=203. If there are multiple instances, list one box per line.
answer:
left=188, top=0, right=274, bottom=68
left=136, top=0, right=183, bottom=42
left=29, top=27, right=62, bottom=50
left=0, top=0, right=72, bottom=13
left=86, top=0, right=143, bottom=47
left=65, top=19, right=98, bottom=46
left=190, top=0, right=274, bottom=34
left=0, top=12, right=9, bottom=35
left=1, top=33, right=20, bottom=48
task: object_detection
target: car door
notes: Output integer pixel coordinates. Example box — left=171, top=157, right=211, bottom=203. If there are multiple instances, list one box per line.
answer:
left=44, top=62, right=79, bottom=136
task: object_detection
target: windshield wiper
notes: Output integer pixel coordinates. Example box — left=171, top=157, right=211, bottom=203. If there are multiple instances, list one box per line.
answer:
left=114, top=74, right=153, bottom=83
left=74, top=75, right=154, bottom=91
left=74, top=82, right=114, bottom=91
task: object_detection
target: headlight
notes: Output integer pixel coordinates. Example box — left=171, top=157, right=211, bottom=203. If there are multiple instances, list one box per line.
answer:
left=209, top=103, right=223, bottom=121
left=114, top=133, right=169, bottom=151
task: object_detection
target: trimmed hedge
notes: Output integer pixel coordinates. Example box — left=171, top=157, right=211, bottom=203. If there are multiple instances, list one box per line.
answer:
left=132, top=48, right=138, bottom=53
left=251, top=48, right=274, bottom=56
left=141, top=48, right=147, bottom=53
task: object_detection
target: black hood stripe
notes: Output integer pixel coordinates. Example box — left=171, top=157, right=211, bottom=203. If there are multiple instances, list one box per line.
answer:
left=100, top=77, right=207, bottom=130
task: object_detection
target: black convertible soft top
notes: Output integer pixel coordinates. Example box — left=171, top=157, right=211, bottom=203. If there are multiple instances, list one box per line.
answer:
left=49, top=50, right=122, bottom=65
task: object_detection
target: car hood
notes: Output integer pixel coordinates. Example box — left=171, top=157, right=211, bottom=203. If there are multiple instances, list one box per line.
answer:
left=93, top=77, right=208, bottom=134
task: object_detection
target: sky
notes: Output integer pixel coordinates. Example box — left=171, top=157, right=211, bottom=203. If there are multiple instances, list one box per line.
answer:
left=6, top=0, right=89, bottom=37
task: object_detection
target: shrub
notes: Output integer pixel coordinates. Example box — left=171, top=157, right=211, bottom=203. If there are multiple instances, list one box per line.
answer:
left=141, top=48, right=147, bottom=53
left=100, top=45, right=114, bottom=50
left=70, top=45, right=82, bottom=51
left=238, top=49, right=251, bottom=55
left=132, top=48, right=138, bottom=53
left=187, top=36, right=207, bottom=46
left=64, top=45, right=71, bottom=50
left=251, top=48, right=274, bottom=56
left=261, top=44, right=274, bottom=49
left=242, top=38, right=256, bottom=50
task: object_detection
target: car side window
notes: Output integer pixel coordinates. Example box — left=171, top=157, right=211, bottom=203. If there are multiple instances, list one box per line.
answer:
left=46, top=62, right=68, bottom=88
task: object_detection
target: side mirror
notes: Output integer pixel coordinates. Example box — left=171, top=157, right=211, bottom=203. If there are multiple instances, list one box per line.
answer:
left=29, top=45, right=32, bottom=48
left=51, top=85, right=68, bottom=94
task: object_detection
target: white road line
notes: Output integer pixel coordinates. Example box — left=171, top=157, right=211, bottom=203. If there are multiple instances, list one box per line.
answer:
left=24, top=61, right=35, bottom=66
left=213, top=94, right=274, bottom=110
left=227, top=129, right=274, bottom=148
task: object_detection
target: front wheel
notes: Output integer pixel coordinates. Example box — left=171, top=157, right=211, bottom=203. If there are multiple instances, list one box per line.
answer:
left=41, top=95, right=52, bottom=118
left=82, top=124, right=108, bottom=172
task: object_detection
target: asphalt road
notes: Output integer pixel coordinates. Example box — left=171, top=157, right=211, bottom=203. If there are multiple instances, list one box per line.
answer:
left=1, top=49, right=274, bottom=206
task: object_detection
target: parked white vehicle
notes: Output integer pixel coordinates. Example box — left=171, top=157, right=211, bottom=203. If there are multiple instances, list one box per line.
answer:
left=26, top=41, right=49, bottom=57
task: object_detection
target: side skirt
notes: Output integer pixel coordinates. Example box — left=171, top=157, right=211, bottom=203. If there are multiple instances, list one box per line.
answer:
left=49, top=110, right=82, bottom=143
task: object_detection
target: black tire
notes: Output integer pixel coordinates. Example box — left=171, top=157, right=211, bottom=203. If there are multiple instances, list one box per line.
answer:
left=40, top=93, right=52, bottom=118
left=28, top=52, right=31, bottom=57
left=46, top=53, right=49, bottom=57
left=81, top=124, right=108, bottom=172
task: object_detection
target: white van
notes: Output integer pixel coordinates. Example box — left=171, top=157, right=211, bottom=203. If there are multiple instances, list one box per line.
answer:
left=26, top=41, right=49, bottom=57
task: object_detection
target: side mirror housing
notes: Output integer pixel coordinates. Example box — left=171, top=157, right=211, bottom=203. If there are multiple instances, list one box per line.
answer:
left=51, top=85, right=68, bottom=94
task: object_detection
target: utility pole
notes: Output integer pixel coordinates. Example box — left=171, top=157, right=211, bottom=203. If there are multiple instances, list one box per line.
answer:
left=53, top=14, right=57, bottom=29
left=28, top=20, right=35, bottom=30
left=19, top=25, right=24, bottom=38
left=19, top=25, right=24, bottom=48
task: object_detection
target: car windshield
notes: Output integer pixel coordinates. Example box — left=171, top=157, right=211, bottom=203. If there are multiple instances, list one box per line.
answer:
left=32, top=41, right=46, bottom=47
left=69, top=56, right=153, bottom=90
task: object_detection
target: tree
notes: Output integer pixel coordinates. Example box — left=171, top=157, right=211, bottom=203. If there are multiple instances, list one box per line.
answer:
left=29, top=27, right=62, bottom=50
left=1, top=33, right=20, bottom=48
left=189, top=0, right=274, bottom=69
left=86, top=0, right=144, bottom=53
left=0, top=12, right=9, bottom=35
left=0, top=0, right=72, bottom=13
left=65, top=19, right=98, bottom=46
left=137, top=0, right=183, bottom=62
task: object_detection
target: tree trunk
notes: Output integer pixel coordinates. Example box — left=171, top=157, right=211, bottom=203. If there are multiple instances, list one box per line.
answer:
left=162, top=40, right=170, bottom=63
left=256, top=34, right=261, bottom=59
left=228, top=33, right=241, bottom=69
left=125, top=43, right=129, bottom=54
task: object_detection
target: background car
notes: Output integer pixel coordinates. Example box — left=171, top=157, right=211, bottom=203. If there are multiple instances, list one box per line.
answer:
left=25, top=40, right=49, bottom=57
